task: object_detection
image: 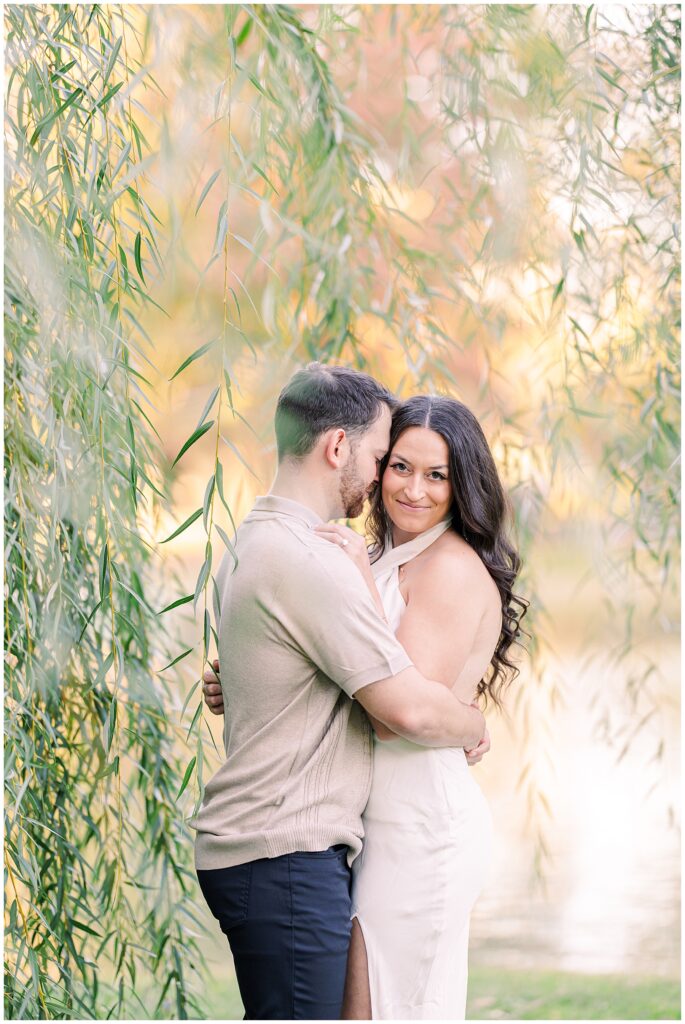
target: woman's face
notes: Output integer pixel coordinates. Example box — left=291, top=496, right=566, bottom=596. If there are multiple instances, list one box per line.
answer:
left=381, top=426, right=452, bottom=535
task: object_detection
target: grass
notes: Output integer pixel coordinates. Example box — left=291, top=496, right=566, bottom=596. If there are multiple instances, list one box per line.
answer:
left=467, top=966, right=681, bottom=1019
left=196, top=965, right=680, bottom=1020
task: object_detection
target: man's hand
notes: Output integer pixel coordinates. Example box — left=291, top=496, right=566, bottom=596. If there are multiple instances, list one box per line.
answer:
left=465, top=726, right=490, bottom=766
left=203, top=659, right=225, bottom=716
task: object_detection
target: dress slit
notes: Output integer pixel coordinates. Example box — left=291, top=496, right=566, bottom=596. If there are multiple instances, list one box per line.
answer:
left=349, top=912, right=377, bottom=1020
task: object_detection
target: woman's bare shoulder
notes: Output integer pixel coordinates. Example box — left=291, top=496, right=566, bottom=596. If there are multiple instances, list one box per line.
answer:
left=414, top=531, right=499, bottom=601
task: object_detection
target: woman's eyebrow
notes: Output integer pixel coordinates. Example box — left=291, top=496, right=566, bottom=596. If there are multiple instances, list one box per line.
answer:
left=392, top=453, right=448, bottom=470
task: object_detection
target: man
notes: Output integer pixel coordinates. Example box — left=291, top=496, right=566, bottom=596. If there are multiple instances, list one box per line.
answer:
left=191, top=363, right=489, bottom=1020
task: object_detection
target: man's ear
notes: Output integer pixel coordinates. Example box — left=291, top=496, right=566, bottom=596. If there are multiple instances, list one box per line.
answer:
left=322, top=428, right=347, bottom=468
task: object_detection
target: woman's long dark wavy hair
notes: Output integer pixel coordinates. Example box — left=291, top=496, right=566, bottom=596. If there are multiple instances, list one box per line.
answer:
left=367, top=395, right=529, bottom=708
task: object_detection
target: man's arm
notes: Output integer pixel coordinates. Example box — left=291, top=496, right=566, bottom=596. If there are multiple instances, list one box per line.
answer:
left=202, top=660, right=484, bottom=749
left=202, top=665, right=489, bottom=759
left=353, top=666, right=484, bottom=749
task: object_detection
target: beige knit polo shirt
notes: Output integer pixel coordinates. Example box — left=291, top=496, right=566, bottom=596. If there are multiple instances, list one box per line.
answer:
left=190, top=494, right=413, bottom=870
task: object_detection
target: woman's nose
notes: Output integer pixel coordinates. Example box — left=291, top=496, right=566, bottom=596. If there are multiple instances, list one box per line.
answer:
left=404, top=475, right=425, bottom=500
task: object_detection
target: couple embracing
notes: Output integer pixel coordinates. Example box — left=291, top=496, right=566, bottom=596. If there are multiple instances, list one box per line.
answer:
left=191, top=362, right=527, bottom=1020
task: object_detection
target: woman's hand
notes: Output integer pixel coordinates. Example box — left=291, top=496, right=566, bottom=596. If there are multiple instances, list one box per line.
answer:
left=313, top=523, right=387, bottom=622
left=465, top=726, right=490, bottom=765
left=313, top=523, right=371, bottom=578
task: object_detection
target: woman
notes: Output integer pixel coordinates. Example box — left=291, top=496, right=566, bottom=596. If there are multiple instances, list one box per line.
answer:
left=312, top=395, right=527, bottom=1020
left=203, top=394, right=526, bottom=1019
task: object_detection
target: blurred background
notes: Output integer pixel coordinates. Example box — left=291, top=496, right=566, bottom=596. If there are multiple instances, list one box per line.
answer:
left=5, top=3, right=679, bottom=1019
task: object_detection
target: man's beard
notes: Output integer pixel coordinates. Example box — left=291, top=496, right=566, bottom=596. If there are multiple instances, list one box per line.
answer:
left=339, top=458, right=369, bottom=519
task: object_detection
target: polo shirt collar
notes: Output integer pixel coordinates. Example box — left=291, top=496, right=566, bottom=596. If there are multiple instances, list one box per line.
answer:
left=252, top=494, right=324, bottom=528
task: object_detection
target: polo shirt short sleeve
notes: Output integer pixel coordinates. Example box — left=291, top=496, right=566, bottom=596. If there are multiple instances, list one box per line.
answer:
left=272, top=536, right=412, bottom=697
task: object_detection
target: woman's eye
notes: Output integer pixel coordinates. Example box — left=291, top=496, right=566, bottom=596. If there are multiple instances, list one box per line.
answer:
left=429, top=472, right=447, bottom=481
left=390, top=462, right=408, bottom=472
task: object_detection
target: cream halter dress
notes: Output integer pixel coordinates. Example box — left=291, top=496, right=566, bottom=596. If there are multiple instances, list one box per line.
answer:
left=351, top=519, right=494, bottom=1020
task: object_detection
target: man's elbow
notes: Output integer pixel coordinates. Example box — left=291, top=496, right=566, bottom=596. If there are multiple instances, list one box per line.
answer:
left=384, top=702, right=430, bottom=742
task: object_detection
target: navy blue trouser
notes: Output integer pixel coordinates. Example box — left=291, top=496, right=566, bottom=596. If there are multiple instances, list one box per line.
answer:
left=197, top=845, right=352, bottom=1020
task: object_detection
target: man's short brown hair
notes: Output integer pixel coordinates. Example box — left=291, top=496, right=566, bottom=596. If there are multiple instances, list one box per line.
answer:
left=275, top=362, right=397, bottom=461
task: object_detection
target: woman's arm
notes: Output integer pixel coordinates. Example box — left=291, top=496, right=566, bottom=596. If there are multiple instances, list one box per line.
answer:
left=395, top=552, right=488, bottom=690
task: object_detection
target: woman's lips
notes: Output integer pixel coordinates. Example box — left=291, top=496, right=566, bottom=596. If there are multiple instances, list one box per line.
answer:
left=396, top=500, right=430, bottom=512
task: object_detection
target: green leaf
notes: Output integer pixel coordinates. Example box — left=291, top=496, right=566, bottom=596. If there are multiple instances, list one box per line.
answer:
left=78, top=599, right=103, bottom=644
left=134, top=231, right=145, bottom=283
left=655, top=409, right=679, bottom=447
left=195, top=169, right=222, bottom=215
left=105, top=698, right=118, bottom=752
left=131, top=398, right=162, bottom=442
left=180, top=677, right=202, bottom=717
left=196, top=385, right=220, bottom=431
left=96, top=81, right=124, bottom=111
left=98, top=543, right=110, bottom=599
left=224, top=370, right=235, bottom=410
left=93, top=651, right=115, bottom=690
left=194, top=544, right=213, bottom=609
left=103, top=36, right=123, bottom=87
left=96, top=756, right=120, bottom=781
left=215, top=523, right=238, bottom=567
left=252, top=162, right=279, bottom=194
left=160, top=508, right=203, bottom=544
left=30, top=86, right=84, bottom=144
left=158, top=647, right=195, bottom=673
left=215, top=460, right=237, bottom=532
left=186, top=701, right=203, bottom=740
left=176, top=756, right=196, bottom=800
left=171, top=419, right=215, bottom=468
left=236, top=15, right=253, bottom=46
left=169, top=340, right=215, bottom=381
left=203, top=609, right=211, bottom=655
left=202, top=474, right=216, bottom=532
left=158, top=592, right=194, bottom=614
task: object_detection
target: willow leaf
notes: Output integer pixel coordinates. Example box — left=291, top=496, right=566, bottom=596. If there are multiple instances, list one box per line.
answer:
left=169, top=340, right=215, bottom=382
left=202, top=474, right=216, bottom=532
left=185, top=701, right=203, bottom=741
left=215, top=460, right=237, bottom=532
left=195, top=169, right=222, bottom=215
left=160, top=508, right=203, bottom=544
left=215, top=523, right=238, bottom=568
left=96, top=81, right=124, bottom=111
left=30, top=86, right=85, bottom=144
left=171, top=419, right=215, bottom=468
left=103, top=37, right=123, bottom=87
left=158, top=593, right=194, bottom=614
left=134, top=231, right=145, bottom=283
left=196, top=386, right=220, bottom=431
left=158, top=647, right=195, bottom=674
left=176, top=757, right=196, bottom=800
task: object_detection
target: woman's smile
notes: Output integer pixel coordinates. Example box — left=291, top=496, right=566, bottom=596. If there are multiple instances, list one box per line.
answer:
left=395, top=499, right=431, bottom=512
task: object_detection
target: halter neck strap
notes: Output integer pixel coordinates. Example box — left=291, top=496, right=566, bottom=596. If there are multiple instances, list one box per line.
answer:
left=371, top=518, right=452, bottom=578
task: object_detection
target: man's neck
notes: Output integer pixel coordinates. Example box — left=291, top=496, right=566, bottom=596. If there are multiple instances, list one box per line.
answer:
left=270, top=465, right=338, bottom=523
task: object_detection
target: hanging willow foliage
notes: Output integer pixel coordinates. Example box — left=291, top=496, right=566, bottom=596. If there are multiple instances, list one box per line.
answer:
left=5, top=2, right=680, bottom=1018
left=4, top=5, right=206, bottom=1018
left=154, top=2, right=679, bottom=868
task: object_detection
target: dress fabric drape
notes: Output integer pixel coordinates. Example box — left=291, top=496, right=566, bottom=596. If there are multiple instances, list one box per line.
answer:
left=351, top=520, right=493, bottom=1020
